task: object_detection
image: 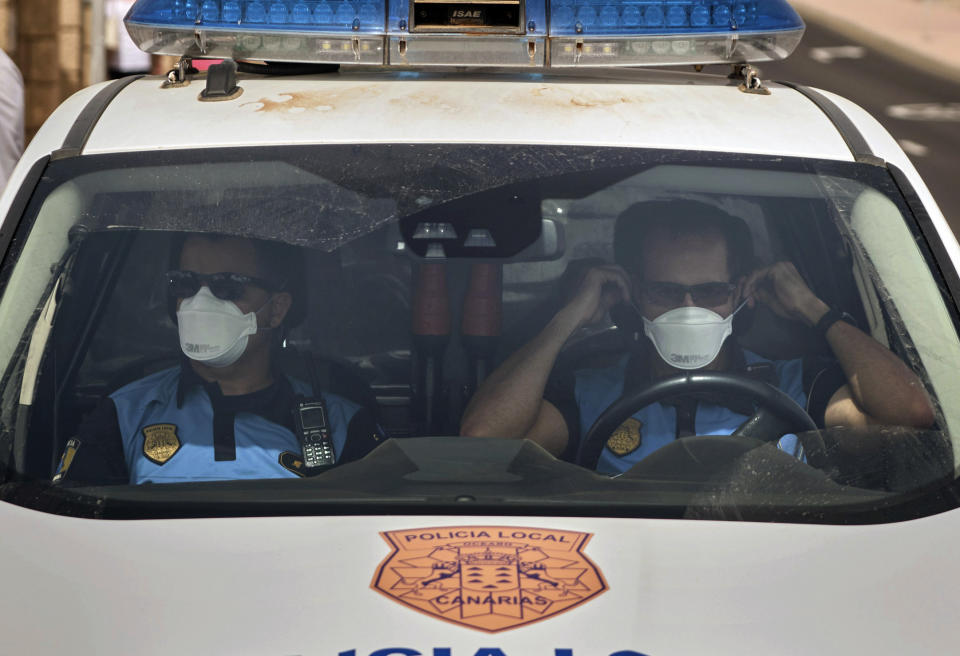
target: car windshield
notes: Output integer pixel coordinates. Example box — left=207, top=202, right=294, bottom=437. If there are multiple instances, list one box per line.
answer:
left=0, top=144, right=957, bottom=523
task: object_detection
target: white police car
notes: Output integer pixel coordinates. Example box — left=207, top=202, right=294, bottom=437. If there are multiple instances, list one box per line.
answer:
left=0, top=0, right=958, bottom=654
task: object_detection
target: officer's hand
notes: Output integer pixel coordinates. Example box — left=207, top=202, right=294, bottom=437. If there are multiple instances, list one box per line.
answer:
left=560, top=265, right=632, bottom=331
left=740, top=261, right=829, bottom=326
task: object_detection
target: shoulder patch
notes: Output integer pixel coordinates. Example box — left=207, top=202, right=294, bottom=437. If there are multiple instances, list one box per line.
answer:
left=142, top=423, right=181, bottom=465
left=52, top=438, right=81, bottom=484
left=278, top=451, right=307, bottom=477
left=605, top=417, right=643, bottom=457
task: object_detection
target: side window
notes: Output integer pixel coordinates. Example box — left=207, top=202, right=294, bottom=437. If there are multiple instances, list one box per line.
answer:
left=847, top=188, right=960, bottom=441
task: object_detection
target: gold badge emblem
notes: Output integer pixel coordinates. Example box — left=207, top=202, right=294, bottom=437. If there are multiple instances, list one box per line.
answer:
left=605, top=417, right=643, bottom=456
left=371, top=526, right=608, bottom=633
left=142, top=424, right=181, bottom=465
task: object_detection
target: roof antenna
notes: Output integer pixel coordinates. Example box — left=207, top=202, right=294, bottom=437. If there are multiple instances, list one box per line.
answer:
left=199, top=59, right=243, bottom=102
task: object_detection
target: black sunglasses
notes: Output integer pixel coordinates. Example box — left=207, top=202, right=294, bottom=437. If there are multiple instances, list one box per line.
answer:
left=641, top=281, right=736, bottom=308
left=165, top=270, right=282, bottom=302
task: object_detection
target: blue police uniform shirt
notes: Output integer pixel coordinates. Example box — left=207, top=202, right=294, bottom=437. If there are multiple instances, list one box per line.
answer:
left=110, top=366, right=362, bottom=484
left=561, top=350, right=806, bottom=475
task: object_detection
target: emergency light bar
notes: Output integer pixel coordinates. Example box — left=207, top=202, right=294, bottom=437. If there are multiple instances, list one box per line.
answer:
left=125, top=0, right=804, bottom=67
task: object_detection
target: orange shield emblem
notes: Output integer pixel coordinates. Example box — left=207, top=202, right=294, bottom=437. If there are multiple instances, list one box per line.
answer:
left=371, top=525, right=608, bottom=632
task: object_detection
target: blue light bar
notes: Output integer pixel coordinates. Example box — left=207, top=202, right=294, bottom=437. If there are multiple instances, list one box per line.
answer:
left=125, top=0, right=804, bottom=67
left=549, top=1, right=797, bottom=35
left=125, top=0, right=388, bottom=64
left=548, top=0, right=804, bottom=66
left=127, top=0, right=385, bottom=31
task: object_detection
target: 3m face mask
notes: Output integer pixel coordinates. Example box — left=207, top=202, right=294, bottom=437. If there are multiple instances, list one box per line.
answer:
left=642, top=301, right=747, bottom=370
left=176, top=286, right=260, bottom=368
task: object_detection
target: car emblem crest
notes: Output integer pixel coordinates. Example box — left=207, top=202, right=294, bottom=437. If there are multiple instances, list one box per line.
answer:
left=371, top=526, right=608, bottom=632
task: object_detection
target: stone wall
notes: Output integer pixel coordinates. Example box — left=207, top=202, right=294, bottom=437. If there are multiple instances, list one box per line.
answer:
left=2, top=0, right=92, bottom=142
left=0, top=0, right=14, bottom=53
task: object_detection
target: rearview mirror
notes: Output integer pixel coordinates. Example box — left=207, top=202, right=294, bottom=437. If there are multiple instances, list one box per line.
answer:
left=400, top=181, right=565, bottom=260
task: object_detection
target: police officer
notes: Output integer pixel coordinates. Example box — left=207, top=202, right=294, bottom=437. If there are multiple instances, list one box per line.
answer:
left=460, top=200, right=935, bottom=474
left=56, top=233, right=382, bottom=484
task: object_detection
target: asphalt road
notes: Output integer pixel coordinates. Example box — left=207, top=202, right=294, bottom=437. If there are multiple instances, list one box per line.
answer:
left=751, top=19, right=960, bottom=230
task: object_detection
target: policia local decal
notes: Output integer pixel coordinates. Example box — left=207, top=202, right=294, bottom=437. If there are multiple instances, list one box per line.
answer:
left=371, top=526, right=608, bottom=633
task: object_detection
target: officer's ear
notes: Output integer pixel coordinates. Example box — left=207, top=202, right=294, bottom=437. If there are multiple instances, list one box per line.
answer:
left=264, top=291, right=292, bottom=329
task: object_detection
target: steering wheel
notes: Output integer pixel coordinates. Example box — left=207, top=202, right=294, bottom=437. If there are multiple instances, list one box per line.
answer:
left=576, top=371, right=824, bottom=471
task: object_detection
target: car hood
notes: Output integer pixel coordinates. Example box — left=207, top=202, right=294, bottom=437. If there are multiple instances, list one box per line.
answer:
left=1, top=499, right=957, bottom=655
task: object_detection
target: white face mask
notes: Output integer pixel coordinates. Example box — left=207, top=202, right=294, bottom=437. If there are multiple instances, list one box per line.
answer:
left=642, top=300, right=747, bottom=370
left=176, top=286, right=261, bottom=368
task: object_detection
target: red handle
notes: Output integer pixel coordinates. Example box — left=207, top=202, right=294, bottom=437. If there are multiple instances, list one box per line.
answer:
left=462, top=263, right=502, bottom=338
left=412, top=263, right=451, bottom=336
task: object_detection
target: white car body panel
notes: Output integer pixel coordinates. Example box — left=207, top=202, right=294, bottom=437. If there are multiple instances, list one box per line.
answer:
left=1, top=500, right=957, bottom=655
left=79, top=72, right=853, bottom=160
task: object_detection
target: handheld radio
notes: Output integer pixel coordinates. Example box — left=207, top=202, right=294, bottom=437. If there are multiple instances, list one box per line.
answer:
left=293, top=353, right=336, bottom=469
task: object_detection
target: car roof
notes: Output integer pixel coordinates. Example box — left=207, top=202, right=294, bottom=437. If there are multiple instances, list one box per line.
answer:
left=77, top=68, right=855, bottom=161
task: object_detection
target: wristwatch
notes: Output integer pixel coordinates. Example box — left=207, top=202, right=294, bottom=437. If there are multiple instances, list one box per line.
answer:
left=815, top=307, right=853, bottom=338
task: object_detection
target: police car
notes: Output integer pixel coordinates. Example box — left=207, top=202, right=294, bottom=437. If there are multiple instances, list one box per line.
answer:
left=0, top=0, right=958, bottom=653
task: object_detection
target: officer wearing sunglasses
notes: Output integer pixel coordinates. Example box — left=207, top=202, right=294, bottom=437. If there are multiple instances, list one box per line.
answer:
left=461, top=200, right=934, bottom=474
left=57, top=233, right=382, bottom=485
